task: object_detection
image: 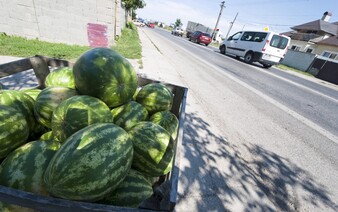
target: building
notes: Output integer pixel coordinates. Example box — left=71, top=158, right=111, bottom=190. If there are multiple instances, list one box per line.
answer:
left=0, top=0, right=130, bottom=47
left=283, top=11, right=338, bottom=60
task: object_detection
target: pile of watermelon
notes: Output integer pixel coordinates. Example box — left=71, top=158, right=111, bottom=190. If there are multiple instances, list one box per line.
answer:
left=0, top=48, right=179, bottom=210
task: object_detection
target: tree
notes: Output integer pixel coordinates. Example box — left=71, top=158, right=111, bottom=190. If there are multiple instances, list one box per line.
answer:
left=122, top=0, right=146, bottom=10
left=175, top=18, right=182, bottom=27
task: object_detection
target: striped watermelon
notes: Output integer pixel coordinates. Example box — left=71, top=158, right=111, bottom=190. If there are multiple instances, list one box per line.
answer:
left=22, top=88, right=41, bottom=100
left=0, top=105, right=29, bottom=159
left=100, top=169, right=153, bottom=208
left=45, top=67, right=75, bottom=89
left=136, top=83, right=173, bottom=114
left=40, top=131, right=55, bottom=141
left=0, top=140, right=60, bottom=195
left=73, top=48, right=138, bottom=107
left=52, top=95, right=114, bottom=143
left=111, top=101, right=148, bottom=131
left=34, top=86, right=78, bottom=128
left=44, top=123, right=133, bottom=201
left=0, top=90, right=37, bottom=133
left=0, top=201, right=34, bottom=212
left=150, top=111, right=179, bottom=139
left=129, top=121, right=174, bottom=177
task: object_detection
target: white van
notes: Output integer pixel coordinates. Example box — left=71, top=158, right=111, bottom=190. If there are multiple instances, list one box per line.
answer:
left=219, top=31, right=291, bottom=68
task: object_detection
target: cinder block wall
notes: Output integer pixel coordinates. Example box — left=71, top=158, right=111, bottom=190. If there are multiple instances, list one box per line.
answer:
left=0, top=0, right=128, bottom=46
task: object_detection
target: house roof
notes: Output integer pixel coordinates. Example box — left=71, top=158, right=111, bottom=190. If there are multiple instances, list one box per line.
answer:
left=315, top=35, right=338, bottom=47
left=291, top=19, right=338, bottom=35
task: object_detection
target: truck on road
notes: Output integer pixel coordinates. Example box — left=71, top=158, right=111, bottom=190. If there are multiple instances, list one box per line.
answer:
left=185, top=21, right=213, bottom=38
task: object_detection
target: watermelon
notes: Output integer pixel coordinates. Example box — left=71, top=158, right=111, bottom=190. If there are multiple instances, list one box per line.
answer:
left=129, top=121, right=174, bottom=177
left=22, top=88, right=41, bottom=100
left=45, top=67, right=75, bottom=89
left=100, top=169, right=153, bottom=208
left=0, top=140, right=60, bottom=195
left=111, top=101, right=148, bottom=131
left=40, top=131, right=55, bottom=141
left=73, top=48, right=138, bottom=107
left=150, top=111, right=179, bottom=139
left=136, top=83, right=173, bottom=114
left=0, top=201, right=34, bottom=212
left=44, top=123, right=133, bottom=201
left=0, top=105, right=29, bottom=159
left=52, top=95, right=114, bottom=143
left=34, top=86, right=78, bottom=128
left=0, top=90, right=38, bottom=133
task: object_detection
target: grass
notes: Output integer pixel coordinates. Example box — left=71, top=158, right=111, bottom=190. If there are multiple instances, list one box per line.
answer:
left=112, top=22, right=142, bottom=59
left=0, top=33, right=90, bottom=60
left=275, top=64, right=314, bottom=77
left=0, top=22, right=142, bottom=60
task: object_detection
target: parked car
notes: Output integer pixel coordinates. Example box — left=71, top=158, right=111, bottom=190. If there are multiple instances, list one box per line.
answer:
left=172, top=27, right=184, bottom=37
left=147, top=23, right=155, bottom=28
left=219, top=31, right=291, bottom=68
left=133, top=20, right=145, bottom=27
left=189, top=31, right=212, bottom=46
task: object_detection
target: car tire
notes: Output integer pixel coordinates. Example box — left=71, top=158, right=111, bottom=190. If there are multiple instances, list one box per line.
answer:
left=189, top=37, right=191, bottom=41
left=244, top=52, right=254, bottom=64
left=205, top=43, right=209, bottom=46
left=262, top=63, right=272, bottom=68
left=219, top=45, right=226, bottom=54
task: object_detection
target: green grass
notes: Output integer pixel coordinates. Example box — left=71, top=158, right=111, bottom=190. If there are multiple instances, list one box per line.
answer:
left=0, top=33, right=90, bottom=60
left=275, top=64, right=314, bottom=77
left=112, top=22, right=142, bottom=59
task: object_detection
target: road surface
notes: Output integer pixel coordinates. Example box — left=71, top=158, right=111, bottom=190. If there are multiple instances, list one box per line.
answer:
left=138, top=27, right=338, bottom=211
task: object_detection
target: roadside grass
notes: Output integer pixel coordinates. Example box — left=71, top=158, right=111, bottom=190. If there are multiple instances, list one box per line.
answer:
left=275, top=64, right=315, bottom=77
left=209, top=42, right=220, bottom=48
left=0, top=22, right=142, bottom=61
left=112, top=22, right=142, bottom=59
left=0, top=33, right=90, bottom=60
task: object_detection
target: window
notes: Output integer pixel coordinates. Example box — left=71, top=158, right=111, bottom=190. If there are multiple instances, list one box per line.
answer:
left=290, top=45, right=301, bottom=51
left=230, top=32, right=242, bottom=40
left=322, top=51, right=338, bottom=59
left=240, top=32, right=267, bottom=42
left=270, top=35, right=289, bottom=49
left=306, top=48, right=313, bottom=53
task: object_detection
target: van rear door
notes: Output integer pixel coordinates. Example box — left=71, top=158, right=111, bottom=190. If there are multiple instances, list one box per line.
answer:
left=262, top=34, right=290, bottom=63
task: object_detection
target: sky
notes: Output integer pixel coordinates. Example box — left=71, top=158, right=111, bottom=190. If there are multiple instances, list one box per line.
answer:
left=136, top=0, right=338, bottom=37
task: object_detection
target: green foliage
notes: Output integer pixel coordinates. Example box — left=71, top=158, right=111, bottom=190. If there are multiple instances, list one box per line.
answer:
left=112, top=22, right=142, bottom=59
left=175, top=18, right=182, bottom=27
left=122, top=0, right=146, bottom=10
left=0, top=33, right=90, bottom=60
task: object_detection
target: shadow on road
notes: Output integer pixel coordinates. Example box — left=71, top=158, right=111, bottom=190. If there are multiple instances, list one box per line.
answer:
left=177, top=111, right=337, bottom=211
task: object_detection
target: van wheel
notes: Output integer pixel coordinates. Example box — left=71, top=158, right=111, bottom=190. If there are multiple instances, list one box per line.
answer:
left=219, top=45, right=226, bottom=54
left=263, top=64, right=272, bottom=68
left=244, top=52, right=254, bottom=64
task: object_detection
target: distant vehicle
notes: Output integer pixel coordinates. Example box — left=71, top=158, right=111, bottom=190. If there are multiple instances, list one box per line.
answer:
left=172, top=27, right=184, bottom=37
left=186, top=21, right=213, bottom=38
left=133, top=19, right=145, bottom=27
left=147, top=23, right=155, bottom=28
left=189, top=31, right=212, bottom=46
left=219, top=31, right=291, bottom=68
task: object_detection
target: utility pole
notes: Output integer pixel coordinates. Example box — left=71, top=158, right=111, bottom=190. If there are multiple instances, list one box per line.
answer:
left=212, top=1, right=226, bottom=41
left=225, top=12, right=238, bottom=39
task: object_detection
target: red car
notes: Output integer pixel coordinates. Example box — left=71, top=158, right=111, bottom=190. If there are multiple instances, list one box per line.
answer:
left=189, top=31, right=212, bottom=46
left=148, top=23, right=155, bottom=28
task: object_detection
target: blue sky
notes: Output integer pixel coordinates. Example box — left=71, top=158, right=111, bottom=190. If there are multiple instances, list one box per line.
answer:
left=137, top=0, right=338, bottom=35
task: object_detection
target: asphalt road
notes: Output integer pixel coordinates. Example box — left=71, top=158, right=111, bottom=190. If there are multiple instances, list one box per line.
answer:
left=139, top=28, right=338, bottom=211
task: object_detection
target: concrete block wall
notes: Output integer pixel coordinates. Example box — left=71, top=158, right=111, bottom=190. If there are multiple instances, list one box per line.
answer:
left=0, top=0, right=128, bottom=46
left=281, top=49, right=317, bottom=71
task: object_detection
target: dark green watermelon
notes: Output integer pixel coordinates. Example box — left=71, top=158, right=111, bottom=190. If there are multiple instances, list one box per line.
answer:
left=0, top=105, right=29, bottom=159
left=129, top=121, right=174, bottom=177
left=44, top=123, right=133, bottom=201
left=136, top=83, right=173, bottom=114
left=73, top=48, right=138, bottom=107
left=52, top=95, right=114, bottom=143
left=45, top=67, right=75, bottom=89
left=0, top=140, right=60, bottom=195
left=111, top=101, right=148, bottom=131
left=150, top=111, right=179, bottom=139
left=0, top=90, right=38, bottom=133
left=22, top=88, right=41, bottom=100
left=34, top=86, right=78, bottom=128
left=100, top=169, right=153, bottom=207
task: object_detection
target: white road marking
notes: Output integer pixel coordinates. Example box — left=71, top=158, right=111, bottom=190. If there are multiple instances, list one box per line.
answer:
left=162, top=33, right=338, bottom=144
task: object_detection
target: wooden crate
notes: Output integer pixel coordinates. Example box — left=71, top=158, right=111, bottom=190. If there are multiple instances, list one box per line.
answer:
left=0, top=56, right=188, bottom=211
